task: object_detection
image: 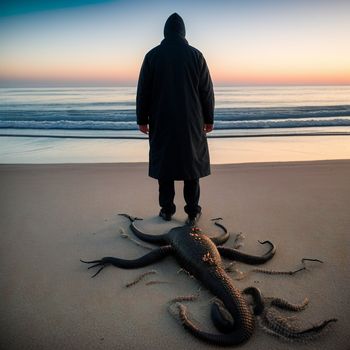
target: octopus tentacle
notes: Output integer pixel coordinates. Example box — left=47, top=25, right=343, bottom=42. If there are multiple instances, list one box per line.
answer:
left=259, top=307, right=337, bottom=341
left=125, top=270, right=157, bottom=288
left=217, top=240, right=276, bottom=265
left=266, top=296, right=309, bottom=311
left=210, top=220, right=230, bottom=246
left=80, top=245, right=173, bottom=277
left=118, top=213, right=168, bottom=244
left=118, top=213, right=143, bottom=221
left=247, top=258, right=324, bottom=278
left=242, top=287, right=265, bottom=315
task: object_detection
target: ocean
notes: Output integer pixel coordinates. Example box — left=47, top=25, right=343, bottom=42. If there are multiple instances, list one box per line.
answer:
left=1, top=85, right=350, bottom=138
left=1, top=85, right=350, bottom=163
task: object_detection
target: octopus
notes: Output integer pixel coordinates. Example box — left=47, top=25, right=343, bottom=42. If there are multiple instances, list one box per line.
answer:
left=81, top=214, right=337, bottom=346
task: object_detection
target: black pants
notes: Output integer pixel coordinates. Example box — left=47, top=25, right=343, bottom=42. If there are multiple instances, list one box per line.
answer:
left=158, top=179, right=201, bottom=217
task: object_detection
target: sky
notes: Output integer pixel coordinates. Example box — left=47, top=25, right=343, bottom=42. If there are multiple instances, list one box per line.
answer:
left=1, top=0, right=350, bottom=86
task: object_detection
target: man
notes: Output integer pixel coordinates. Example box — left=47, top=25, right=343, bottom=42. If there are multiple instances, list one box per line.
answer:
left=136, top=13, right=214, bottom=225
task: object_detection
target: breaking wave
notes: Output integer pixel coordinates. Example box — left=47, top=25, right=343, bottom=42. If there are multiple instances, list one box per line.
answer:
left=1, top=105, right=350, bottom=131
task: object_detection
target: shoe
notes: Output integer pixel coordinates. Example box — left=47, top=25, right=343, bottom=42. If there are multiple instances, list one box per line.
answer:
left=186, top=211, right=202, bottom=226
left=159, top=210, right=173, bottom=221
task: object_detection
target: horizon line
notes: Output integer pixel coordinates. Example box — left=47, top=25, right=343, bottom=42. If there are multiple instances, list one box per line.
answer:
left=1, top=81, right=350, bottom=88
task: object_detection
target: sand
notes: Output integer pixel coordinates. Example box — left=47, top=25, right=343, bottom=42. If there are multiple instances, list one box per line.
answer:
left=0, top=160, right=349, bottom=350
left=1, top=135, right=350, bottom=164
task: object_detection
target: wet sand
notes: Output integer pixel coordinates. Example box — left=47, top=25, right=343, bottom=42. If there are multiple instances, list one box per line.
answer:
left=1, top=134, right=350, bottom=164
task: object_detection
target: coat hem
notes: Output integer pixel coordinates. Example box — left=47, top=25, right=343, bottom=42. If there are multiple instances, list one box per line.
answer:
left=148, top=171, right=211, bottom=181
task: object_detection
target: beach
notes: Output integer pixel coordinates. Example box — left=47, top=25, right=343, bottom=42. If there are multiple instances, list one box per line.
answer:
left=1, top=160, right=349, bottom=349
left=1, top=134, right=350, bottom=164
left=2, top=0, right=350, bottom=347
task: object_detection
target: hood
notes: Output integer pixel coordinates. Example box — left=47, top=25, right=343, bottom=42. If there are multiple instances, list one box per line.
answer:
left=163, top=13, right=186, bottom=38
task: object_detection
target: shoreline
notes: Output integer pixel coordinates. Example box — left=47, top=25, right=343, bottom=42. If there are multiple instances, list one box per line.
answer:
left=1, top=134, right=350, bottom=164
left=1, top=131, right=350, bottom=139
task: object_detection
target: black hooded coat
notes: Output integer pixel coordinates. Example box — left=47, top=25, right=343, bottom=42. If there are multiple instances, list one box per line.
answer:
left=136, top=13, right=214, bottom=180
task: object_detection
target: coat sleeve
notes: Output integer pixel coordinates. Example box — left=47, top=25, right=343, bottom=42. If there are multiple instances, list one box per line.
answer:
left=136, top=55, right=152, bottom=125
left=198, top=55, right=214, bottom=124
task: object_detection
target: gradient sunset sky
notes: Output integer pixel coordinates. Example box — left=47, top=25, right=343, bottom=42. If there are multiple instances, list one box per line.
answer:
left=1, top=0, right=349, bottom=86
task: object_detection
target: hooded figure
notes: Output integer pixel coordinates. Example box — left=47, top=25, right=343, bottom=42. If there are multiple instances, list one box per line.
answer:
left=136, top=13, right=214, bottom=223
